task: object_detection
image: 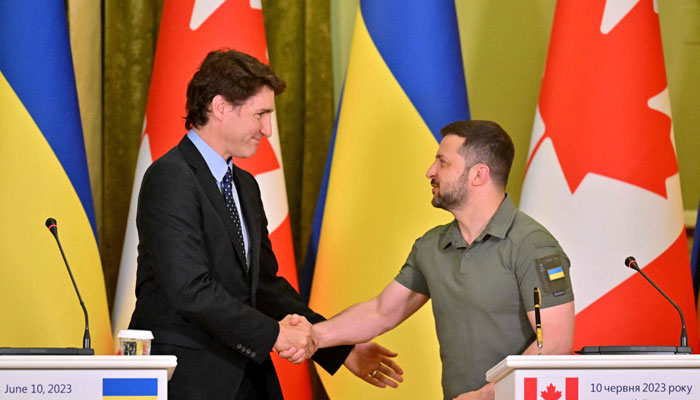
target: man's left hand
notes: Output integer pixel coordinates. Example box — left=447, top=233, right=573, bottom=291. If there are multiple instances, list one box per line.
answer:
left=344, top=342, right=403, bottom=388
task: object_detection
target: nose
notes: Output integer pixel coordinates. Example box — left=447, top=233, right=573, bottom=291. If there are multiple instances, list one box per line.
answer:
left=260, top=114, right=273, bottom=138
left=426, top=160, right=437, bottom=179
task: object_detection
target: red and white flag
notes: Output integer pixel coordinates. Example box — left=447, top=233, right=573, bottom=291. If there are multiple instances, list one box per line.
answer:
left=520, top=0, right=699, bottom=350
left=111, top=1, right=311, bottom=397
left=524, top=377, right=578, bottom=400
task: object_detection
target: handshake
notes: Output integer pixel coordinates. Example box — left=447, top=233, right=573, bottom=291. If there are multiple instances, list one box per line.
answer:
left=273, top=314, right=404, bottom=388
left=273, top=314, right=319, bottom=364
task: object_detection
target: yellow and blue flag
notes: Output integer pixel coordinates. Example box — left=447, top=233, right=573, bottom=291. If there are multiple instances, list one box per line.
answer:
left=301, top=1, right=469, bottom=398
left=103, top=378, right=158, bottom=399
left=0, top=2, right=112, bottom=353
left=547, top=266, right=565, bottom=281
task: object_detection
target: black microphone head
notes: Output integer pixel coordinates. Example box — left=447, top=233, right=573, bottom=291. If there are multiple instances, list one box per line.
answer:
left=624, top=256, right=639, bottom=270
left=45, top=217, right=58, bottom=236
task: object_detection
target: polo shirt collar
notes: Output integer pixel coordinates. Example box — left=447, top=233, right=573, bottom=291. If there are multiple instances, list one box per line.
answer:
left=441, top=220, right=467, bottom=249
left=439, top=194, right=517, bottom=249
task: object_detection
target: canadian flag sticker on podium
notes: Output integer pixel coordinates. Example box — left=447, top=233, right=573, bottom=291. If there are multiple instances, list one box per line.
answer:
left=524, top=377, right=579, bottom=400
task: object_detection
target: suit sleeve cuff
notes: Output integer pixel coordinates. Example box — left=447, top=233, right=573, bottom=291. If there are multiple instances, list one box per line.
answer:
left=312, top=344, right=354, bottom=374
left=241, top=317, right=279, bottom=364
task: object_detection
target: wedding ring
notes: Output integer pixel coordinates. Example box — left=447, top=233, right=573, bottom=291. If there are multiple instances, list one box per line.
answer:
left=370, top=369, right=378, bottom=377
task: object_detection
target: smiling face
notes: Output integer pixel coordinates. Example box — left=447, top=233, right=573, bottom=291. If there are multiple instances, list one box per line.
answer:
left=426, top=134, right=470, bottom=211
left=219, top=86, right=275, bottom=159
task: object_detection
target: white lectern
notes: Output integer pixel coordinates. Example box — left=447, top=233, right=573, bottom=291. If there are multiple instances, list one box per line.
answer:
left=0, top=355, right=176, bottom=399
left=486, top=355, right=700, bottom=399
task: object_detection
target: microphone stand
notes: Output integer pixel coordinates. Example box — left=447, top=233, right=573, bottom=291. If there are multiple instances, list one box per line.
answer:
left=577, top=256, right=691, bottom=355
left=0, top=218, right=94, bottom=355
left=48, top=228, right=91, bottom=350
left=626, top=257, right=687, bottom=347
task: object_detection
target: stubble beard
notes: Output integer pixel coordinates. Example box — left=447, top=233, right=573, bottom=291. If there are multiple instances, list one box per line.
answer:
left=431, top=179, right=469, bottom=212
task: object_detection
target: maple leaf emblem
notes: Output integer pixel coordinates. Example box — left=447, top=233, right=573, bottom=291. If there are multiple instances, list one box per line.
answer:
left=540, top=383, right=562, bottom=400
left=530, top=0, right=676, bottom=198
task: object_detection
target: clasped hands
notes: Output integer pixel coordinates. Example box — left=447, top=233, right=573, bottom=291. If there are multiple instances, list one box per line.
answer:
left=274, top=314, right=404, bottom=388
left=273, top=314, right=317, bottom=364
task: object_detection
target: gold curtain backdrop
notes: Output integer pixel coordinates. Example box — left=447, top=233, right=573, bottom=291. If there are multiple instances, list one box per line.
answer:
left=101, top=0, right=164, bottom=311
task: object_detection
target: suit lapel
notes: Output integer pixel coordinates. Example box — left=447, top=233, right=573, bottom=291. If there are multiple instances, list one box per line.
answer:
left=178, top=137, right=248, bottom=270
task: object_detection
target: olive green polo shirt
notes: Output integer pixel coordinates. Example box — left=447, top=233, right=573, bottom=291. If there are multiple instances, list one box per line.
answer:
left=394, top=195, right=573, bottom=399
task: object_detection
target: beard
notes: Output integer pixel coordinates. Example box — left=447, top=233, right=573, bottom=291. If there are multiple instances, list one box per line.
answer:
left=431, top=178, right=469, bottom=211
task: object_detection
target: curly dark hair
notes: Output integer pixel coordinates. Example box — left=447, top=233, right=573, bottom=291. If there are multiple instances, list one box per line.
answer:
left=185, top=49, right=286, bottom=130
left=440, top=120, right=515, bottom=188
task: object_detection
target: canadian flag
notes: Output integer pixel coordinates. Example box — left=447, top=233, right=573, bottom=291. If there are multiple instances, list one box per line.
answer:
left=110, top=0, right=311, bottom=398
left=520, top=0, right=699, bottom=349
left=524, top=378, right=578, bottom=400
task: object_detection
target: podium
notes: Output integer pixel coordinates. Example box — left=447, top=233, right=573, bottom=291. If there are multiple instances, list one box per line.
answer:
left=0, top=355, right=176, bottom=399
left=486, top=355, right=700, bottom=399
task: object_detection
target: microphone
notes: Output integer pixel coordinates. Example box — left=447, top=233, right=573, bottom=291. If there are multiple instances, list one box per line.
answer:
left=624, top=256, right=688, bottom=347
left=534, top=287, right=543, bottom=354
left=45, top=217, right=92, bottom=350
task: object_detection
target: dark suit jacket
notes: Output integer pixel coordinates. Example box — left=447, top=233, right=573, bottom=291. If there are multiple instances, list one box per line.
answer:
left=129, top=136, right=350, bottom=399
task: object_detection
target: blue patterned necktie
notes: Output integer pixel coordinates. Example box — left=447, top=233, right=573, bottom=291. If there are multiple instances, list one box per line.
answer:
left=222, top=167, right=247, bottom=268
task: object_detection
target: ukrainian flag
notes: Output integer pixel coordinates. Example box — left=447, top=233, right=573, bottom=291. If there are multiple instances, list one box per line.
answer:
left=103, top=378, right=157, bottom=400
left=548, top=266, right=565, bottom=281
left=302, top=1, right=469, bottom=398
left=0, top=2, right=112, bottom=353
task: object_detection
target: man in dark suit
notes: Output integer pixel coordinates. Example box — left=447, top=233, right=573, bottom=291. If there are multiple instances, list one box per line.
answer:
left=129, top=50, right=402, bottom=399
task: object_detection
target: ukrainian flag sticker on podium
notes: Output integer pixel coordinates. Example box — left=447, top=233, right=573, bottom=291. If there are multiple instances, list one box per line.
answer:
left=102, top=378, right=158, bottom=400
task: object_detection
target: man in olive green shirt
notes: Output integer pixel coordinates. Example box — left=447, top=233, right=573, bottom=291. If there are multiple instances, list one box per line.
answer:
left=311, top=120, right=575, bottom=400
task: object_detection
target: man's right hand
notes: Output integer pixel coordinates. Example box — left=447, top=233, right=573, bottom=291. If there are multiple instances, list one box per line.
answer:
left=274, top=314, right=318, bottom=364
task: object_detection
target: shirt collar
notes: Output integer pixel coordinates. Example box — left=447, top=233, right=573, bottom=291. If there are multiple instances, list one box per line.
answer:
left=441, top=220, right=467, bottom=249
left=439, top=194, right=517, bottom=249
left=187, top=129, right=231, bottom=183
left=479, top=194, right=517, bottom=240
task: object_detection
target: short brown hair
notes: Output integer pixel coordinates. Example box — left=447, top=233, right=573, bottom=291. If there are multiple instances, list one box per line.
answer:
left=440, top=120, right=515, bottom=188
left=185, top=49, right=286, bottom=130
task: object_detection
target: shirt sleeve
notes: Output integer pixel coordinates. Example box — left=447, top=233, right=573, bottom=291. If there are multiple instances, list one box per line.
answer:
left=394, top=239, right=431, bottom=296
left=515, top=229, right=574, bottom=311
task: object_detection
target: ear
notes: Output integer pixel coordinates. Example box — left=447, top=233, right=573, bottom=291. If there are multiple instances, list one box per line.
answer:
left=471, top=164, right=491, bottom=186
left=209, top=94, right=227, bottom=122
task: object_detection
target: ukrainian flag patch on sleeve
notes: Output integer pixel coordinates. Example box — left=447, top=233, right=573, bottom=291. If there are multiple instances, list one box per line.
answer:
left=535, top=254, right=569, bottom=294
left=103, top=378, right=157, bottom=399
left=547, top=266, right=565, bottom=281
